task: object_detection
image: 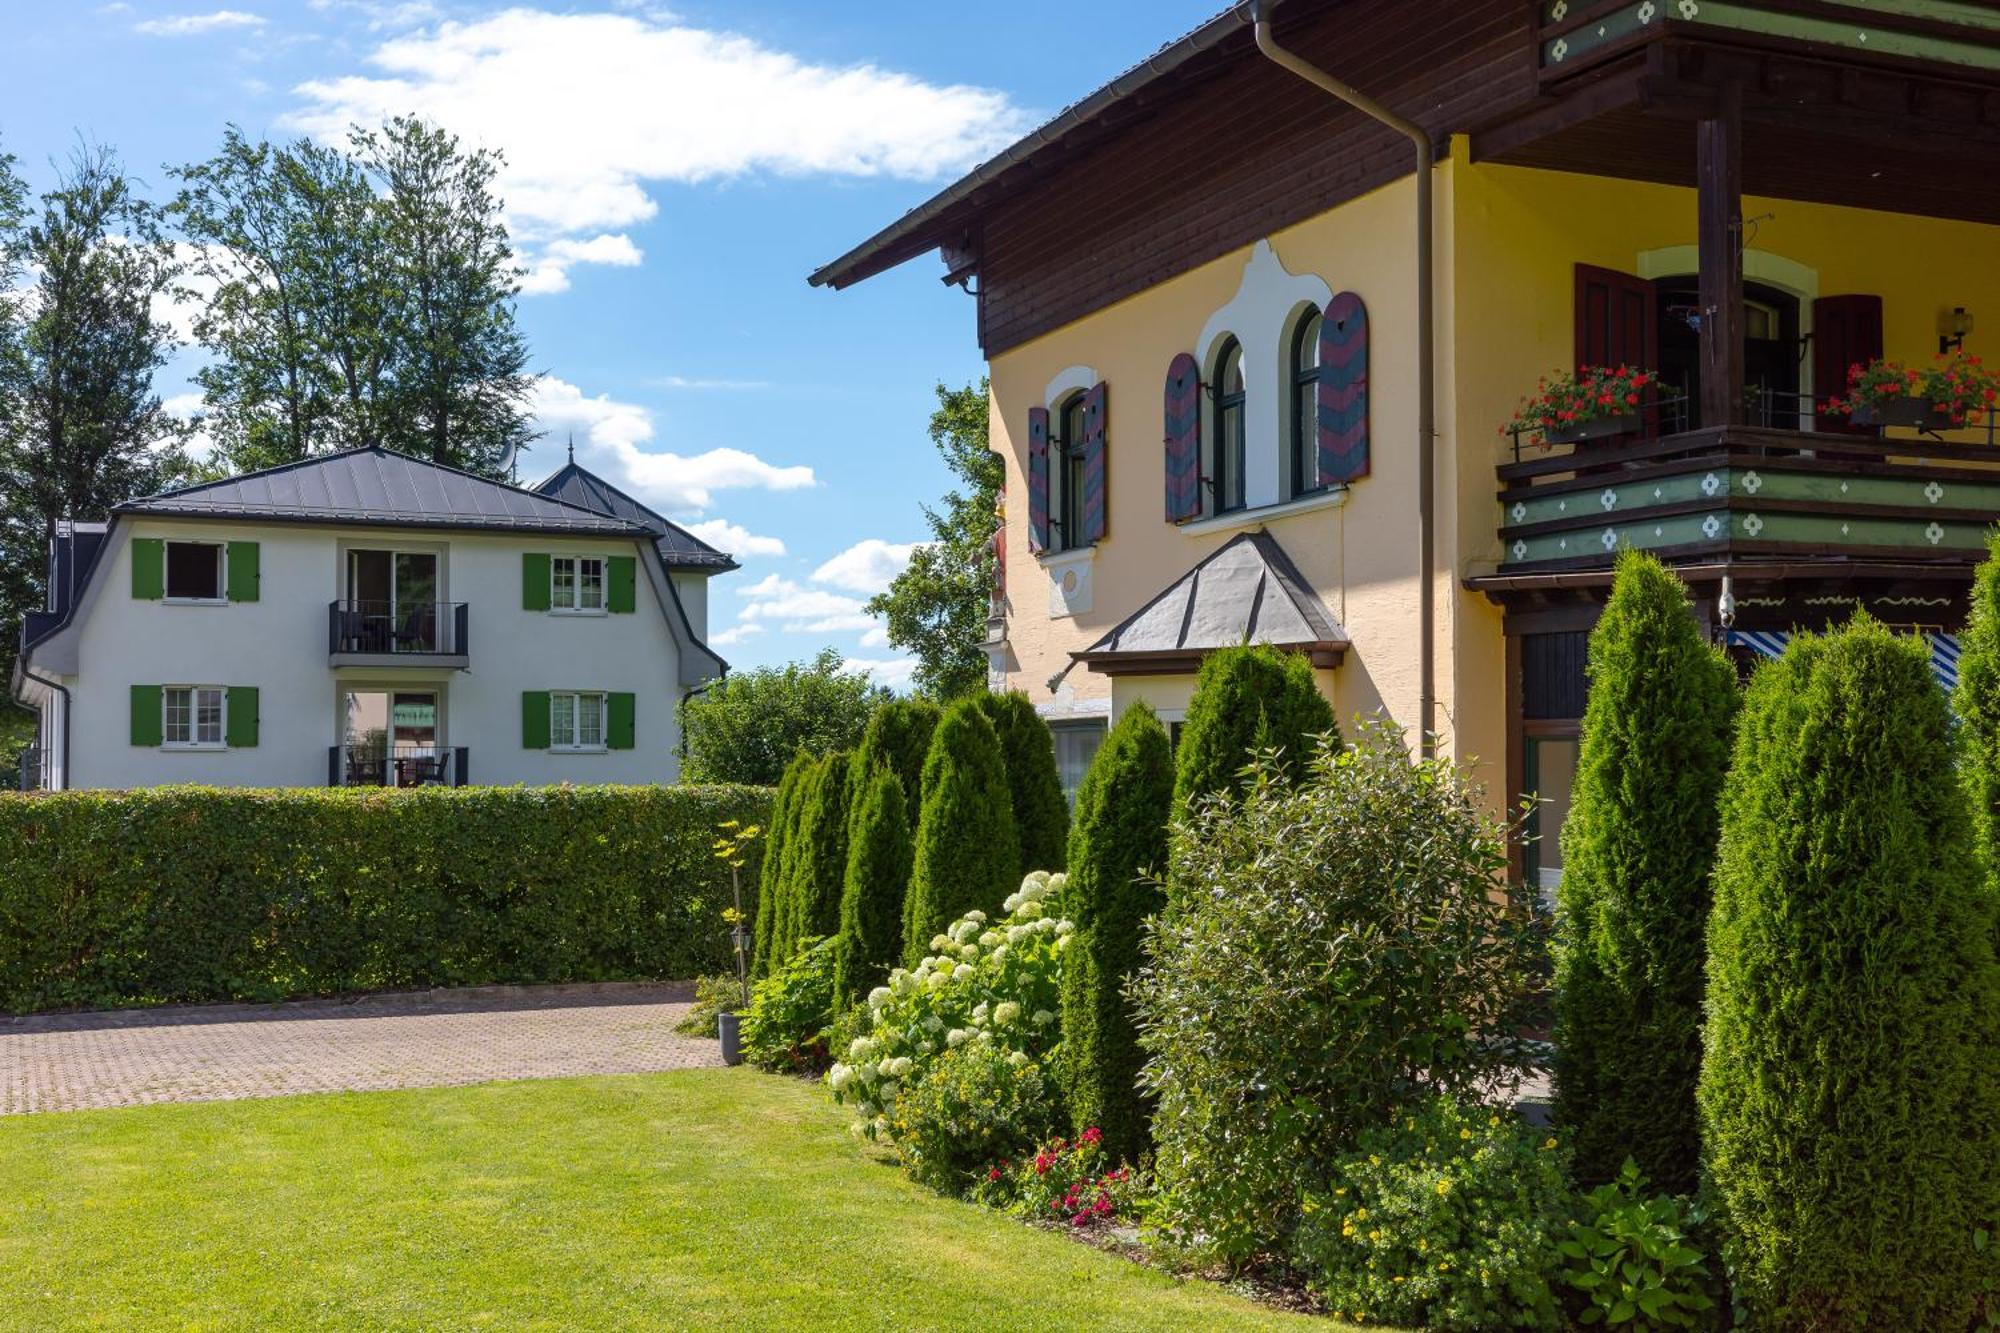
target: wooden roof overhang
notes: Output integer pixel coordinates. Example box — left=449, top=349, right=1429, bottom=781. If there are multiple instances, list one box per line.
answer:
left=1470, top=15, right=2000, bottom=226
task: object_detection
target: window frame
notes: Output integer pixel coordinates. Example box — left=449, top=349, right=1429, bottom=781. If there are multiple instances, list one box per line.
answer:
left=1290, top=307, right=1325, bottom=500
left=163, top=685, right=228, bottom=750
left=163, top=540, right=227, bottom=605
left=1048, top=392, right=1092, bottom=555
left=549, top=690, right=609, bottom=753
left=550, top=555, right=608, bottom=614
left=1209, top=336, right=1247, bottom=516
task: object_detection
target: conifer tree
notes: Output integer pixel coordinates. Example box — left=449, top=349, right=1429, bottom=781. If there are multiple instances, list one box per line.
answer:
left=976, top=690, right=1070, bottom=874
left=780, top=751, right=851, bottom=962
left=752, top=752, right=811, bottom=977
left=833, top=764, right=912, bottom=1010
left=1553, top=551, right=1737, bottom=1191
left=1701, top=617, right=2000, bottom=1328
left=1953, top=532, right=2000, bottom=889
left=847, top=697, right=940, bottom=832
left=903, top=698, right=1017, bottom=962
left=1058, top=702, right=1174, bottom=1160
left=1172, top=645, right=1336, bottom=809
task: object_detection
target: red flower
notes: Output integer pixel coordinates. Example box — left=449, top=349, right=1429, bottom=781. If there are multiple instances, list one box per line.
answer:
left=988, top=1167, right=1002, bottom=1182
left=1081, top=1127, right=1103, bottom=1146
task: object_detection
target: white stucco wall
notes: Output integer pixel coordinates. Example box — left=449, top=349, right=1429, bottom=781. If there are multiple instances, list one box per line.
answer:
left=52, top=517, right=691, bottom=790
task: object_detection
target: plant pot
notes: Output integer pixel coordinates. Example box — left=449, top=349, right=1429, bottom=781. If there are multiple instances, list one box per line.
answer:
left=1544, top=412, right=1641, bottom=446
left=1851, top=397, right=1939, bottom=428
left=718, top=1010, right=744, bottom=1066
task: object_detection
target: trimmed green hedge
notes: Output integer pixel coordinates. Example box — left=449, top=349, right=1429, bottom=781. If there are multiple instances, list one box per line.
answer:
left=0, top=783, right=771, bottom=1015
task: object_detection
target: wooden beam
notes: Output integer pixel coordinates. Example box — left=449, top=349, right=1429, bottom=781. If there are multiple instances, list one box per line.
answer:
left=1698, top=81, right=1745, bottom=429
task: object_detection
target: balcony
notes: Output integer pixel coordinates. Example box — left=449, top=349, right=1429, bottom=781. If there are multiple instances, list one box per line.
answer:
left=327, top=744, right=469, bottom=788
left=328, top=601, right=470, bottom=669
left=1494, top=405, right=2000, bottom=576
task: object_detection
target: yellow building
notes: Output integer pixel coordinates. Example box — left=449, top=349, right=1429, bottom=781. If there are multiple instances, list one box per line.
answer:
left=813, top=0, right=2000, bottom=888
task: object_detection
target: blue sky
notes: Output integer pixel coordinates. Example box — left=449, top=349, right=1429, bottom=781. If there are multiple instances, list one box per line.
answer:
left=1, top=0, right=1222, bottom=687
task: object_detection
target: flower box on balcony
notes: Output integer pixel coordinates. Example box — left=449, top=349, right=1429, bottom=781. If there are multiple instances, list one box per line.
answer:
left=1544, top=412, right=1642, bottom=445
left=1850, top=397, right=1942, bottom=429
left=1505, top=365, right=1654, bottom=450
left=1826, top=355, right=1998, bottom=433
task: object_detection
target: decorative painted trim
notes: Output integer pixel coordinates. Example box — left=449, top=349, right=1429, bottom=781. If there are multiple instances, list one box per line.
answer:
left=1176, top=484, right=1347, bottom=538
left=1039, top=546, right=1095, bottom=619
left=1043, top=365, right=1099, bottom=412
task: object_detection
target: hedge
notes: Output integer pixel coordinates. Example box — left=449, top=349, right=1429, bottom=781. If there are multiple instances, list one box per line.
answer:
left=0, top=783, right=771, bottom=1015
left=1553, top=551, right=1737, bottom=1192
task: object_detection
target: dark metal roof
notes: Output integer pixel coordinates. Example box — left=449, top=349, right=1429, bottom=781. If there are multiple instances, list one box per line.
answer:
left=1074, top=530, right=1348, bottom=672
left=531, top=461, right=739, bottom=572
left=115, top=446, right=650, bottom=536
left=809, top=2, right=1265, bottom=291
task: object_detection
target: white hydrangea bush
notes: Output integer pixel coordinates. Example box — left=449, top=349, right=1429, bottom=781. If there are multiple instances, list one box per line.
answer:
left=827, top=870, right=1072, bottom=1140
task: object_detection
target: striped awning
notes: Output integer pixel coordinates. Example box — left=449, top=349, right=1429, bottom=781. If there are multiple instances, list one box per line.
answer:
left=1724, top=629, right=1961, bottom=693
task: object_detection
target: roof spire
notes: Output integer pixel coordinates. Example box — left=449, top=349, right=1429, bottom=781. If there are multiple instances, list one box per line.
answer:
left=567, top=432, right=575, bottom=464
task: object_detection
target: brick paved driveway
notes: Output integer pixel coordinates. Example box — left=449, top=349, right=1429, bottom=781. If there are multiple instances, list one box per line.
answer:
left=0, top=983, right=721, bottom=1115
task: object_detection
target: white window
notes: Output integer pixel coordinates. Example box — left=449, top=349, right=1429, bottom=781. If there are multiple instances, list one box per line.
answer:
left=165, top=687, right=226, bottom=748
left=551, top=691, right=607, bottom=751
left=165, top=542, right=224, bottom=601
left=1050, top=718, right=1108, bottom=809
left=551, top=556, right=606, bottom=612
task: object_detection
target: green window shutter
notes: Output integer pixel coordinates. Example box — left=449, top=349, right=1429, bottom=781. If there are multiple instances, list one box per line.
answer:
left=226, top=686, right=259, bottom=748
left=608, top=692, right=636, bottom=750
left=607, top=556, right=637, bottom=614
left=226, top=541, right=260, bottom=602
left=522, top=690, right=551, bottom=749
left=130, top=686, right=163, bottom=747
left=523, top=553, right=551, bottom=611
left=131, top=539, right=165, bottom=600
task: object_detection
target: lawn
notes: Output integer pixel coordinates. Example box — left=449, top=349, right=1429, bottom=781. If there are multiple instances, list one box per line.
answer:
left=0, top=1068, right=1325, bottom=1331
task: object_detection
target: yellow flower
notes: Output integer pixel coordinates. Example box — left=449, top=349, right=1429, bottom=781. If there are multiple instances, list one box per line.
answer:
left=1489, top=1114, right=1501, bottom=1127
left=1436, top=1178, right=1453, bottom=1196
left=1542, top=1137, right=1558, bottom=1151
left=1369, top=1228, right=1381, bottom=1241
left=1459, top=1127, right=1472, bottom=1140
left=1416, top=1238, right=1428, bottom=1253
left=1334, top=1187, right=1347, bottom=1197
left=1369, top=1154, right=1382, bottom=1166
left=1392, top=1275, right=1406, bottom=1284
left=1355, top=1207, right=1368, bottom=1220
left=1342, top=1223, right=1356, bottom=1237
left=1438, top=1261, right=1450, bottom=1272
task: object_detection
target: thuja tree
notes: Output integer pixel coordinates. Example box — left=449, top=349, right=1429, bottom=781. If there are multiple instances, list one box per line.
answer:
left=1058, top=702, right=1173, bottom=1162
left=903, top=698, right=1017, bottom=963
left=752, top=752, right=811, bottom=977
left=832, top=764, right=912, bottom=1010
left=975, top=690, right=1069, bottom=875
left=1955, top=533, right=2000, bottom=887
left=1701, top=617, right=2000, bottom=1329
left=779, top=750, right=851, bottom=963
left=1172, top=645, right=1337, bottom=809
left=1553, top=551, right=1737, bottom=1192
left=847, top=698, right=940, bottom=833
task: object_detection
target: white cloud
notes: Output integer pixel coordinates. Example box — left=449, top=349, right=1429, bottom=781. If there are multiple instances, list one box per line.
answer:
left=683, top=518, right=784, bottom=560
left=843, top=655, right=919, bottom=692
left=708, top=623, right=766, bottom=648
left=517, top=232, right=643, bottom=296
left=859, top=624, right=891, bottom=649
left=285, top=8, right=1028, bottom=264
left=649, top=375, right=774, bottom=392
left=811, top=538, right=919, bottom=596
left=161, top=392, right=217, bottom=461
left=734, top=574, right=875, bottom=634
left=135, top=10, right=267, bottom=36
left=528, top=375, right=814, bottom=512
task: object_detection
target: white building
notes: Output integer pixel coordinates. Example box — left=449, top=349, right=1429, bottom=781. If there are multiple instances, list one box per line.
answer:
left=11, top=447, right=733, bottom=790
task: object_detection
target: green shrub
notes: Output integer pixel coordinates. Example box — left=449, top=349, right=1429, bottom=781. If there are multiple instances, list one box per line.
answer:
left=672, top=972, right=748, bottom=1038
left=848, top=698, right=940, bottom=833
left=1294, top=1095, right=1570, bottom=1332
left=1701, top=616, right=2000, bottom=1329
left=779, top=750, right=851, bottom=965
left=1057, top=701, right=1172, bottom=1163
left=1132, top=723, right=1543, bottom=1266
left=1955, top=532, right=2000, bottom=894
left=829, top=870, right=1070, bottom=1146
left=753, top=753, right=812, bottom=977
left=975, top=691, right=1069, bottom=875
left=970, top=1127, right=1149, bottom=1229
left=1171, top=644, right=1336, bottom=810
left=832, top=764, right=912, bottom=1011
left=741, top=936, right=838, bottom=1073
left=0, top=784, right=771, bottom=1014
left=1559, top=1160, right=1716, bottom=1330
left=1554, top=550, right=1737, bottom=1192
left=903, top=698, right=1017, bottom=962
left=887, top=1038, right=1060, bottom=1195
left=678, top=646, right=886, bottom=786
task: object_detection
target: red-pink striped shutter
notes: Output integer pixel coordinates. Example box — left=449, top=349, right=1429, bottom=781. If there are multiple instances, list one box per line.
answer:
left=1081, top=382, right=1108, bottom=545
left=1163, top=353, right=1202, bottom=522
left=1318, top=292, right=1371, bottom=485
left=1027, top=406, right=1051, bottom=553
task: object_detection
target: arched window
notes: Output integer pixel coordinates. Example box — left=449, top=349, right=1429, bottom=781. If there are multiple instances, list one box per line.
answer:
left=1210, top=337, right=1246, bottom=514
left=1052, top=391, right=1089, bottom=551
left=1291, top=306, right=1323, bottom=498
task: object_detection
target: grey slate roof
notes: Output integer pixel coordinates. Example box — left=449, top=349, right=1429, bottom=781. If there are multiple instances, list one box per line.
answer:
left=116, top=446, right=649, bottom=536
left=1074, top=531, right=1348, bottom=669
left=531, top=462, right=739, bottom=572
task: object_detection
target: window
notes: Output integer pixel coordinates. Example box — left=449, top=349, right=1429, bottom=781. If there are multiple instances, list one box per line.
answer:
left=551, top=556, right=606, bottom=612
left=551, top=691, right=607, bottom=750
left=1050, top=719, right=1107, bottom=808
left=1291, top=307, right=1323, bottom=498
left=1049, top=393, right=1089, bottom=553
left=164, top=686, right=225, bottom=748
left=165, top=542, right=223, bottom=601
left=1210, top=337, right=1246, bottom=514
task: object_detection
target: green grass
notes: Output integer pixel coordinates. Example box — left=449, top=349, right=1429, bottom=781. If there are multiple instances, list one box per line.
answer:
left=0, top=1069, right=1327, bottom=1331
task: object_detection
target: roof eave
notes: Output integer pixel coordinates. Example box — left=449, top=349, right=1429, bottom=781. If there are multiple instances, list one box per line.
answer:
left=1073, top=640, right=1349, bottom=677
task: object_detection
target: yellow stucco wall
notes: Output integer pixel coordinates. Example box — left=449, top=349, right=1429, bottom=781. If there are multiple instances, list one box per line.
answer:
left=988, top=145, right=2000, bottom=782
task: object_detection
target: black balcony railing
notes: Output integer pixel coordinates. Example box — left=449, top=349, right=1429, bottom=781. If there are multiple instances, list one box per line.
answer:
left=328, top=601, right=469, bottom=657
left=328, top=743, right=469, bottom=788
